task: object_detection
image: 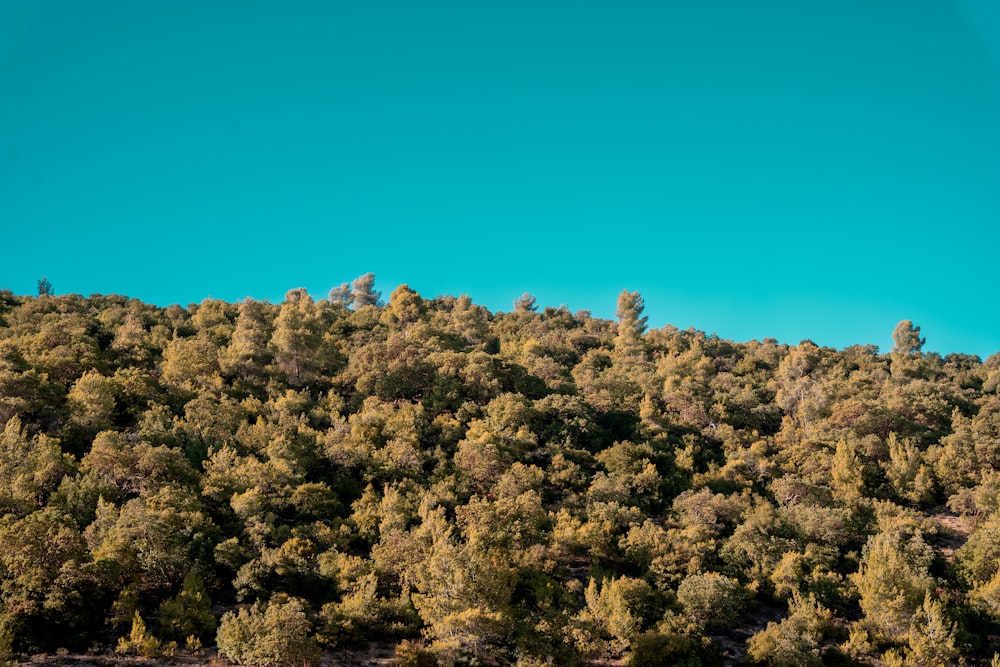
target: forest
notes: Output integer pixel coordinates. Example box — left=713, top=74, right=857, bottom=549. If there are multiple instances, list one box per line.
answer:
left=0, top=274, right=999, bottom=666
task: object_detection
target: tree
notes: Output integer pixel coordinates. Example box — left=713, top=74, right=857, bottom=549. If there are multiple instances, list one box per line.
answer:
left=581, top=576, right=655, bottom=655
left=746, top=594, right=832, bottom=667
left=720, top=502, right=796, bottom=591
left=891, top=320, right=925, bottom=380
left=884, top=432, right=934, bottom=504
left=613, top=290, right=651, bottom=377
left=902, top=592, right=958, bottom=666
left=67, top=370, right=117, bottom=433
left=36, top=277, right=53, bottom=297
left=350, top=273, right=381, bottom=308
left=84, top=486, right=215, bottom=620
left=328, top=282, right=353, bottom=306
left=191, top=299, right=237, bottom=345
left=615, top=289, right=648, bottom=340
left=382, top=284, right=425, bottom=332
left=109, top=305, right=155, bottom=366
left=270, top=289, right=332, bottom=387
left=220, top=298, right=275, bottom=386
left=676, top=572, right=748, bottom=629
left=852, top=529, right=935, bottom=640
left=116, top=611, right=174, bottom=657
left=160, top=337, right=221, bottom=392
left=158, top=569, right=216, bottom=643
left=406, top=505, right=518, bottom=662
left=216, top=595, right=321, bottom=667
left=3, top=279, right=1000, bottom=663
left=955, top=514, right=1000, bottom=618
left=830, top=437, right=865, bottom=502
left=0, top=416, right=74, bottom=517
left=892, top=320, right=925, bottom=357
left=0, top=507, right=95, bottom=653
left=447, top=294, right=489, bottom=346
left=513, top=292, right=537, bottom=313
left=0, top=342, right=61, bottom=430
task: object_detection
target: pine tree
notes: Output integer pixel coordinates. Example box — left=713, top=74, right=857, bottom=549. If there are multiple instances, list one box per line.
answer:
left=36, top=277, right=53, bottom=297
left=891, top=320, right=925, bottom=380
left=350, top=273, right=381, bottom=308
left=904, top=592, right=958, bottom=666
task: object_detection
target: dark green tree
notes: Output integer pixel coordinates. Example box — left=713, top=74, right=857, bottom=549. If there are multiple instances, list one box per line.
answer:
left=36, top=277, right=53, bottom=297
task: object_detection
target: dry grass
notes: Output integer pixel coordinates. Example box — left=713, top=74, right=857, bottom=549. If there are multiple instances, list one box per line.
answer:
left=16, top=643, right=401, bottom=667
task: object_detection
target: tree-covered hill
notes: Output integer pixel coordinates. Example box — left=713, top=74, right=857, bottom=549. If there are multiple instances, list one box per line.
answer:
left=1, top=277, right=998, bottom=666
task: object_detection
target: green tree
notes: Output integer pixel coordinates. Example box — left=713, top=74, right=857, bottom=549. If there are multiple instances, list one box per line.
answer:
left=0, top=341, right=56, bottom=427
left=216, top=595, right=321, bottom=667
left=158, top=569, right=216, bottom=642
left=160, top=336, right=220, bottom=393
left=852, top=529, right=935, bottom=640
left=581, top=576, right=656, bottom=655
left=116, top=611, right=174, bottom=657
left=406, top=505, right=518, bottom=662
left=615, top=289, right=648, bottom=341
left=271, top=289, right=336, bottom=387
left=884, top=432, right=935, bottom=504
left=677, top=573, right=748, bottom=629
left=720, top=502, right=796, bottom=592
left=0, top=507, right=97, bottom=653
left=328, top=281, right=353, bottom=306
left=746, top=594, right=831, bottom=667
left=0, top=416, right=74, bottom=517
left=902, top=592, right=958, bottom=667
left=109, top=303, right=157, bottom=366
left=220, top=298, right=275, bottom=386
left=382, top=284, right=425, bottom=333
left=447, top=294, right=490, bottom=346
left=67, top=370, right=117, bottom=433
left=891, top=320, right=925, bottom=381
left=190, top=298, right=237, bottom=344
left=84, top=485, right=216, bottom=619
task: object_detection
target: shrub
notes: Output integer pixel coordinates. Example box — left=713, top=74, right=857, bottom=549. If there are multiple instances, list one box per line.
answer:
left=676, top=573, right=748, bottom=628
left=216, top=595, right=321, bottom=667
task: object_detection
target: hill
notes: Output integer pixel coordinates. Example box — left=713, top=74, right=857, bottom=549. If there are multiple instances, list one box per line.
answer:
left=0, top=280, right=998, bottom=666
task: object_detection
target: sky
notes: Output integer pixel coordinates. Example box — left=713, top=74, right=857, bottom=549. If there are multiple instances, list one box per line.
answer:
left=2, top=1, right=999, bottom=358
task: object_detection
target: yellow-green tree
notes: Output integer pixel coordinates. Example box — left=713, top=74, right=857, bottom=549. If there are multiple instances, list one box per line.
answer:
left=852, top=529, right=935, bottom=640
left=216, top=594, right=321, bottom=667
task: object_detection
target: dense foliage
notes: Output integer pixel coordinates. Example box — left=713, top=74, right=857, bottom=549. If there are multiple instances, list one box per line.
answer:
left=0, top=278, right=998, bottom=666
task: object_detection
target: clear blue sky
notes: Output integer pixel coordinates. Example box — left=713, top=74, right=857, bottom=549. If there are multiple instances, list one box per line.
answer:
left=2, top=1, right=999, bottom=357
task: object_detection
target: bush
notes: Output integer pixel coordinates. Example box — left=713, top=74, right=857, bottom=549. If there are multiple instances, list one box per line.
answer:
left=392, top=639, right=437, bottom=667
left=158, top=569, right=217, bottom=642
left=676, top=573, right=748, bottom=628
left=216, top=595, right=321, bottom=667
left=115, top=611, right=178, bottom=658
left=746, top=594, right=832, bottom=667
left=630, top=630, right=718, bottom=666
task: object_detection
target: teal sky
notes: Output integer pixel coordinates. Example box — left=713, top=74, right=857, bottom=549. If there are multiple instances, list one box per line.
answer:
left=2, top=1, right=999, bottom=357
